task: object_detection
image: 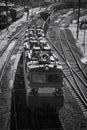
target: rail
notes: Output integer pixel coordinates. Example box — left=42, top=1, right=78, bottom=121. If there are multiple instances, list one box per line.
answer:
left=47, top=30, right=87, bottom=117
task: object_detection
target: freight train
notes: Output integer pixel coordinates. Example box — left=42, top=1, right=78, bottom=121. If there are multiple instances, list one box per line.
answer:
left=23, top=25, right=64, bottom=115
left=0, top=3, right=24, bottom=28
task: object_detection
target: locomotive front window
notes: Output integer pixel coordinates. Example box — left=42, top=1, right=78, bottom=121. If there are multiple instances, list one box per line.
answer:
left=48, top=74, right=61, bottom=83
left=31, top=74, right=46, bottom=83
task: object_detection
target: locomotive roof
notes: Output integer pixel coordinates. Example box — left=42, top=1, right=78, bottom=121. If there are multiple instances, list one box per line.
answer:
left=27, top=62, right=62, bottom=71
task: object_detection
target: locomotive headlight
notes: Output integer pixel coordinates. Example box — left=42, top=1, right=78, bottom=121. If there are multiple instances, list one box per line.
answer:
left=34, top=88, right=38, bottom=92
left=30, top=88, right=38, bottom=96
left=45, top=65, right=49, bottom=70
left=55, top=88, right=58, bottom=92
left=54, top=88, right=63, bottom=96
left=45, top=66, right=49, bottom=70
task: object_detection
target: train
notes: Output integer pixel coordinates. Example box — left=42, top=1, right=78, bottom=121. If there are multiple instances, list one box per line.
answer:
left=23, top=24, right=64, bottom=115
left=0, top=3, right=24, bottom=29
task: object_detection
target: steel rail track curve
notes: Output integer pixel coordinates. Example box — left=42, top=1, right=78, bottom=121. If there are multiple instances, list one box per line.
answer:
left=0, top=25, right=27, bottom=88
left=62, top=29, right=87, bottom=79
left=47, top=34, right=87, bottom=117
left=53, top=28, right=87, bottom=87
left=0, top=23, right=27, bottom=57
left=45, top=4, right=87, bottom=119
left=49, top=7, right=87, bottom=83
left=48, top=10, right=87, bottom=115
left=0, top=14, right=36, bottom=86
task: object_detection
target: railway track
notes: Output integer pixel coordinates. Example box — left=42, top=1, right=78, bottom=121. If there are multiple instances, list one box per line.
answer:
left=62, top=29, right=87, bottom=78
left=0, top=22, right=31, bottom=96
left=47, top=25, right=87, bottom=117
left=0, top=25, right=28, bottom=129
left=0, top=23, right=27, bottom=57
left=43, top=4, right=87, bottom=120
left=51, top=27, right=87, bottom=80
left=0, top=14, right=37, bottom=86
left=31, top=114, right=63, bottom=130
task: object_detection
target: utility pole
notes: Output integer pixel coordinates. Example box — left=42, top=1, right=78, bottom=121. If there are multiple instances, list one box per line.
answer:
left=83, top=25, right=86, bottom=53
left=77, top=0, right=81, bottom=39
left=83, top=20, right=86, bottom=54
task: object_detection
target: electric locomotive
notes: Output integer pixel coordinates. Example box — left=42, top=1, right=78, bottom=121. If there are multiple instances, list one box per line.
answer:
left=23, top=26, right=64, bottom=115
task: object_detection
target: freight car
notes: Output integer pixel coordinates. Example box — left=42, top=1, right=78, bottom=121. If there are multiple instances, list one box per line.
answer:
left=23, top=26, right=64, bottom=115
left=0, top=3, right=12, bottom=28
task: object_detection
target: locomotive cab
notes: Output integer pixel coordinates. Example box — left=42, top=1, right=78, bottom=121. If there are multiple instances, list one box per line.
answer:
left=27, top=64, right=63, bottom=89
left=24, top=56, right=64, bottom=114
